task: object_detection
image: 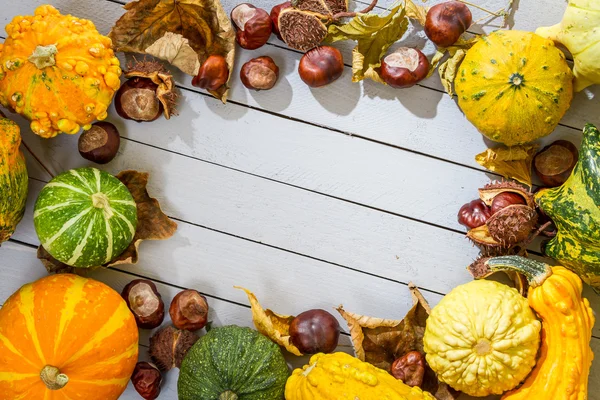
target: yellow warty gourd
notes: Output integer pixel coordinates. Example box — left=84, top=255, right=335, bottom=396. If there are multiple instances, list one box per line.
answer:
left=285, top=352, right=435, bottom=400
left=0, top=5, right=121, bottom=137
left=423, top=279, right=541, bottom=397
left=536, top=0, right=600, bottom=91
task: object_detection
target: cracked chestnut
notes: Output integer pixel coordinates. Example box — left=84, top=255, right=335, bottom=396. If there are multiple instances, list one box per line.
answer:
left=380, top=48, right=429, bottom=88
left=131, top=362, right=162, bottom=400
left=150, top=325, right=199, bottom=371
left=391, top=351, right=426, bottom=387
left=298, top=46, right=344, bottom=88
left=115, top=77, right=163, bottom=122
left=192, top=55, right=229, bottom=91
left=425, top=1, right=472, bottom=47
left=240, top=56, right=279, bottom=90
left=491, top=192, right=526, bottom=214
left=289, top=309, right=340, bottom=354
left=169, top=289, right=209, bottom=331
left=78, top=122, right=120, bottom=164
left=121, top=279, right=165, bottom=329
left=232, top=3, right=272, bottom=50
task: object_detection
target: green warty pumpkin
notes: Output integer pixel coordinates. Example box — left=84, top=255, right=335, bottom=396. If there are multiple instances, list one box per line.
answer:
left=33, top=167, right=137, bottom=267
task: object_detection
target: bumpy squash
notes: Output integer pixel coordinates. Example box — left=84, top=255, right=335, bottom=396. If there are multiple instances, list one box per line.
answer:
left=535, top=123, right=600, bottom=291
left=423, top=280, right=541, bottom=397
left=0, top=116, right=27, bottom=243
left=178, top=325, right=290, bottom=399
left=536, top=0, right=600, bottom=91
left=0, top=274, right=139, bottom=399
left=0, top=5, right=121, bottom=138
left=285, top=352, right=435, bottom=399
left=477, top=256, right=595, bottom=400
left=34, top=167, right=138, bottom=268
left=455, top=30, right=573, bottom=146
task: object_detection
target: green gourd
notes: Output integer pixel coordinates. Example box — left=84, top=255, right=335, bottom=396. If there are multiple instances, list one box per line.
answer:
left=178, top=325, right=289, bottom=400
left=535, top=123, right=600, bottom=292
left=33, top=167, right=137, bottom=267
left=0, top=116, right=28, bottom=244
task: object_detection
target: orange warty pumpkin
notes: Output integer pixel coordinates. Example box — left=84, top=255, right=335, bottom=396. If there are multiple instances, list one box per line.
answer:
left=0, top=274, right=139, bottom=399
left=0, top=5, right=122, bottom=138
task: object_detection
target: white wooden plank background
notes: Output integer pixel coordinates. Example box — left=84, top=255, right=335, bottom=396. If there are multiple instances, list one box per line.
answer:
left=0, top=0, right=598, bottom=399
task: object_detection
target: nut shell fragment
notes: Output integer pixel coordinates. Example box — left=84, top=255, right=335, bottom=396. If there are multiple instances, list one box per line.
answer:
left=278, top=9, right=328, bottom=51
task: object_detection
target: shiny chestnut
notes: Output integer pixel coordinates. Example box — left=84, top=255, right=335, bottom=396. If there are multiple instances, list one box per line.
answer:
left=380, top=48, right=429, bottom=88
left=298, top=46, right=344, bottom=88
left=425, top=1, right=472, bottom=47
left=121, top=279, right=165, bottom=329
left=78, top=122, right=120, bottom=164
left=533, top=140, right=578, bottom=187
left=240, top=56, right=279, bottom=90
left=232, top=3, right=273, bottom=50
left=391, top=351, right=426, bottom=387
left=458, top=199, right=492, bottom=229
left=115, top=77, right=163, bottom=122
left=169, top=289, right=209, bottom=331
left=289, top=309, right=340, bottom=354
left=270, top=1, right=291, bottom=40
left=192, top=55, right=229, bottom=91
left=490, top=192, right=526, bottom=214
left=131, top=362, right=162, bottom=400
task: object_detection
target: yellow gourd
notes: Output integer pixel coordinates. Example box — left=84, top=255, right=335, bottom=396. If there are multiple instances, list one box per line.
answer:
left=423, top=279, right=541, bottom=397
left=477, top=256, right=595, bottom=400
left=0, top=5, right=121, bottom=138
left=455, top=30, right=573, bottom=146
left=285, top=352, right=435, bottom=400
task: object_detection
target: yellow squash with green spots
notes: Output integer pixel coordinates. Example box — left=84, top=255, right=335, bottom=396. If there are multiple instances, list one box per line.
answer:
left=0, top=5, right=121, bottom=138
left=285, top=352, right=435, bottom=399
left=455, top=30, right=573, bottom=146
left=536, top=123, right=600, bottom=292
left=0, top=116, right=27, bottom=244
left=423, top=279, right=541, bottom=397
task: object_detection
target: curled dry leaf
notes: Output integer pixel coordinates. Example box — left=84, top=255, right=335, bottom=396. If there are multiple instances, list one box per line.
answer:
left=475, top=144, right=538, bottom=187
left=38, top=170, right=177, bottom=273
left=427, top=36, right=478, bottom=85
left=405, top=0, right=428, bottom=26
left=336, top=284, right=459, bottom=399
left=438, top=49, right=466, bottom=97
left=127, top=60, right=178, bottom=119
left=326, top=4, right=409, bottom=83
left=235, top=286, right=303, bottom=356
left=109, top=0, right=235, bottom=102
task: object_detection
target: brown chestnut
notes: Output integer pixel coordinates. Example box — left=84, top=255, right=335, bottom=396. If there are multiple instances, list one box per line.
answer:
left=289, top=309, right=340, bottom=354
left=78, top=122, right=120, bottom=164
left=458, top=199, right=492, bottom=229
left=149, top=325, right=199, bottom=371
left=298, top=46, right=344, bottom=88
left=231, top=3, right=273, bottom=50
left=391, top=351, right=426, bottom=387
left=121, top=279, right=165, bottom=329
left=270, top=1, right=291, bottom=40
left=491, top=192, right=526, bottom=214
left=169, top=289, right=209, bottom=331
left=192, top=55, right=229, bottom=91
left=424, top=1, right=472, bottom=48
left=115, top=77, right=163, bottom=122
left=240, top=56, right=280, bottom=90
left=380, top=48, right=429, bottom=88
left=131, top=362, right=162, bottom=400
left=533, top=140, right=578, bottom=187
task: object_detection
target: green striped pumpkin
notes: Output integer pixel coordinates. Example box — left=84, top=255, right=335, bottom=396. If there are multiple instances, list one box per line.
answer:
left=34, top=167, right=138, bottom=268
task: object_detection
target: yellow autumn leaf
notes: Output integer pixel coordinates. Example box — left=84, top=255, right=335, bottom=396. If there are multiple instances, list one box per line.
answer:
left=475, top=144, right=538, bottom=187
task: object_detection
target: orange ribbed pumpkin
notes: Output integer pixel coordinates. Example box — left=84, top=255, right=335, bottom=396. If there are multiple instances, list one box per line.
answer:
left=0, top=274, right=139, bottom=399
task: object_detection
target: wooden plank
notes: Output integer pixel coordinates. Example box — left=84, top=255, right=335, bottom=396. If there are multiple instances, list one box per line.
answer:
left=1, top=0, right=596, bottom=173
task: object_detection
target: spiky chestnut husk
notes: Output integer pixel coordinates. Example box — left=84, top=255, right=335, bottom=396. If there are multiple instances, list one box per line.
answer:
left=278, top=9, right=328, bottom=51
left=125, top=60, right=178, bottom=120
left=487, top=204, right=538, bottom=245
left=149, top=326, right=198, bottom=371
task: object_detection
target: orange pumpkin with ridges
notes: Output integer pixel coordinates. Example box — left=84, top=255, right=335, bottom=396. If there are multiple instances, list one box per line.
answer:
left=0, top=274, right=138, bottom=399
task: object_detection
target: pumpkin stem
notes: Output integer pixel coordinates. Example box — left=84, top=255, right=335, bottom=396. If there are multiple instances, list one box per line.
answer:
left=28, top=45, right=58, bottom=69
left=92, top=192, right=114, bottom=219
left=40, top=365, right=69, bottom=390
left=484, top=256, right=553, bottom=288
left=218, top=391, right=238, bottom=400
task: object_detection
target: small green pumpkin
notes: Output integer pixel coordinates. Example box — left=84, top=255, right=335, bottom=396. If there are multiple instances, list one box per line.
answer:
left=0, top=116, right=28, bottom=244
left=535, top=123, right=600, bottom=292
left=178, top=325, right=290, bottom=400
left=33, top=167, right=137, bottom=267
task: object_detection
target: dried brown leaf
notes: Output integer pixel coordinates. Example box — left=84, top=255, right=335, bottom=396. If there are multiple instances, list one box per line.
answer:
left=126, top=60, right=178, bottom=119
left=337, top=284, right=459, bottom=399
left=37, top=170, right=177, bottom=273
left=475, top=144, right=538, bottom=187
left=109, top=0, right=235, bottom=102
left=145, top=32, right=201, bottom=76
left=235, top=286, right=303, bottom=356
